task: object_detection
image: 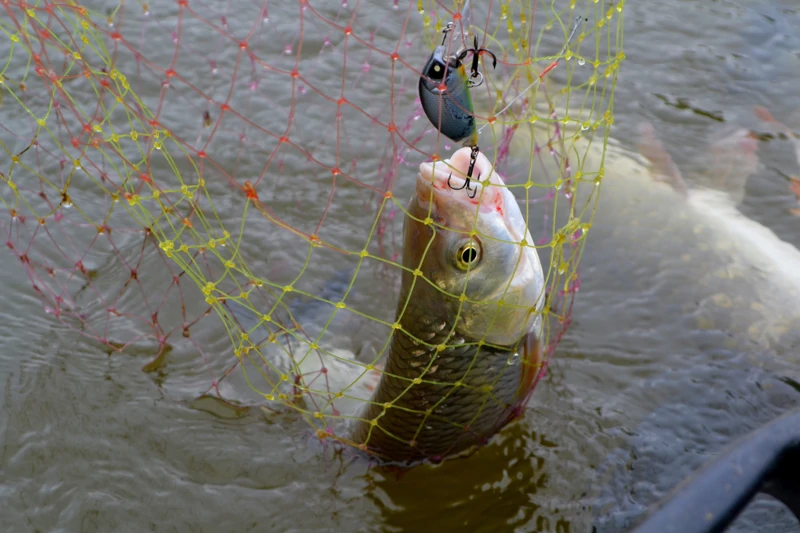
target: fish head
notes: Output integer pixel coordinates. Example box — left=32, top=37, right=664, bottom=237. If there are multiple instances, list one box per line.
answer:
left=404, top=147, right=545, bottom=347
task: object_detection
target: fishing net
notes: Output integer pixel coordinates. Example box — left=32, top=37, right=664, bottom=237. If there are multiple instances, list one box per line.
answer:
left=0, top=0, right=623, bottom=464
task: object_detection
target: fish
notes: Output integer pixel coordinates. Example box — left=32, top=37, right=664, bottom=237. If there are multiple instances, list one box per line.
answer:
left=350, top=146, right=545, bottom=464
left=503, top=105, right=800, bottom=356
left=225, top=147, right=546, bottom=466
left=555, top=114, right=800, bottom=529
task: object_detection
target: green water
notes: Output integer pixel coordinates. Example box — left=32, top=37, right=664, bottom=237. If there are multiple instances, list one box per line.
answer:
left=1, top=1, right=800, bottom=532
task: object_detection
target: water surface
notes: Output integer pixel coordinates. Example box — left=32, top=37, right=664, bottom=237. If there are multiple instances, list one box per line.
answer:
left=1, top=1, right=800, bottom=532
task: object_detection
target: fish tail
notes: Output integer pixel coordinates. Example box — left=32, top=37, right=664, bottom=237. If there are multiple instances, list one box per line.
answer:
left=636, top=122, right=689, bottom=198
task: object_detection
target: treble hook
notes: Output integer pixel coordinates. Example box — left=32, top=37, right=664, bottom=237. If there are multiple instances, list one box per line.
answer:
left=447, top=146, right=480, bottom=198
left=457, top=35, right=497, bottom=88
left=468, top=71, right=484, bottom=89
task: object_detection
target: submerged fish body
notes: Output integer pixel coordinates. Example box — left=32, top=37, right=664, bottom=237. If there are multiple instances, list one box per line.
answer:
left=224, top=284, right=381, bottom=418
left=507, top=113, right=800, bottom=354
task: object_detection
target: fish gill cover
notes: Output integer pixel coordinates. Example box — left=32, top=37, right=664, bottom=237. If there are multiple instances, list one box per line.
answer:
left=0, top=0, right=623, bottom=465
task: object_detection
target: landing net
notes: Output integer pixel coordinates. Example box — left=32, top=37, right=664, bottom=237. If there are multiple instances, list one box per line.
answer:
left=0, top=0, right=624, bottom=463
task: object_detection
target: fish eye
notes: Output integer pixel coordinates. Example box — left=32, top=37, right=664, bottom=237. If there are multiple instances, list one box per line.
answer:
left=455, top=239, right=481, bottom=270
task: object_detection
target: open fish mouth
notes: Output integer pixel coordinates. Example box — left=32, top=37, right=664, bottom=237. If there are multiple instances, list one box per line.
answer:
left=416, top=147, right=507, bottom=216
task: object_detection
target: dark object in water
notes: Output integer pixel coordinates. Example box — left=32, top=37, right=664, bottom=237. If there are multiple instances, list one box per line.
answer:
left=629, top=407, right=800, bottom=533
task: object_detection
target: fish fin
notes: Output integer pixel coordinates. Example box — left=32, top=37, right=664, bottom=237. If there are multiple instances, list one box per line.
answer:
left=702, top=126, right=760, bottom=205
left=755, top=105, right=800, bottom=179
left=754, top=105, right=796, bottom=138
left=362, top=366, right=382, bottom=393
left=494, top=332, right=543, bottom=430
left=283, top=268, right=369, bottom=345
left=636, top=122, right=689, bottom=198
left=517, top=331, right=544, bottom=402
left=790, top=177, right=800, bottom=216
left=224, top=299, right=278, bottom=347
left=790, top=176, right=800, bottom=198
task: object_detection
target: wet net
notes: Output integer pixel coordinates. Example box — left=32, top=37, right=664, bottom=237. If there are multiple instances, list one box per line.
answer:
left=0, top=0, right=623, bottom=465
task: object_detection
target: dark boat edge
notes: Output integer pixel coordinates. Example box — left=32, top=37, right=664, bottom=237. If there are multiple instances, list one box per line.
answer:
left=627, top=407, right=800, bottom=533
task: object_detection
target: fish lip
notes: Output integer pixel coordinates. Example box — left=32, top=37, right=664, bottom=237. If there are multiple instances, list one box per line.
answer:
left=415, top=147, right=499, bottom=213
left=415, top=147, right=527, bottom=250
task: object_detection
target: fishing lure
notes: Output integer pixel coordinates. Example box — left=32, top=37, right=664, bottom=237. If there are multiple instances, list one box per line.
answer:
left=418, top=19, right=496, bottom=198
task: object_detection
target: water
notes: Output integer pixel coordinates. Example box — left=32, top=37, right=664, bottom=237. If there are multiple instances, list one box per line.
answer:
left=2, top=1, right=800, bottom=532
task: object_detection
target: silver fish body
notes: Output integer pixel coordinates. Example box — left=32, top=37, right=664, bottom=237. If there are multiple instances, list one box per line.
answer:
left=508, top=112, right=800, bottom=355
left=351, top=147, right=545, bottom=464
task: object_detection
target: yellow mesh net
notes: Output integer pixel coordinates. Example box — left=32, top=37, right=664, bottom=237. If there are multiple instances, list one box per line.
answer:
left=0, top=0, right=623, bottom=465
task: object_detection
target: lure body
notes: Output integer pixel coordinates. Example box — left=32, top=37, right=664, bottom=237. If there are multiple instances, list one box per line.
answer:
left=418, top=45, right=478, bottom=146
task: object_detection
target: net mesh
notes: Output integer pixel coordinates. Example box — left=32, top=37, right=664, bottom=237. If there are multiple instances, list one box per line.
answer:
left=0, top=0, right=623, bottom=464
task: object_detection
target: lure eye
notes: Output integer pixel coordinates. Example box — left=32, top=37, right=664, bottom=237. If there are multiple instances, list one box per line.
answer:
left=454, top=239, right=481, bottom=270
left=427, top=59, right=447, bottom=81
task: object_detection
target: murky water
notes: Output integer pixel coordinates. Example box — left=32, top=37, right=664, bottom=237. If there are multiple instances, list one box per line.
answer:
left=2, top=1, right=800, bottom=532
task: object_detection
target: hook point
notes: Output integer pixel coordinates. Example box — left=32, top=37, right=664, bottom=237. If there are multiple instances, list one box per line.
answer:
left=447, top=173, right=469, bottom=191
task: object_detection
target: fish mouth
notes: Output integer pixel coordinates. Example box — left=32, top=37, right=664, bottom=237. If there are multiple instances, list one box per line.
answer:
left=416, top=147, right=506, bottom=217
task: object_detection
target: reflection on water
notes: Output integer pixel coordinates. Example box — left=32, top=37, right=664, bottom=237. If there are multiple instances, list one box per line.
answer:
left=2, top=0, right=800, bottom=532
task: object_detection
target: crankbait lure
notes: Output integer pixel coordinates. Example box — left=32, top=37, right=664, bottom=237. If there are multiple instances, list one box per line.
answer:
left=418, top=4, right=584, bottom=199
left=418, top=8, right=496, bottom=198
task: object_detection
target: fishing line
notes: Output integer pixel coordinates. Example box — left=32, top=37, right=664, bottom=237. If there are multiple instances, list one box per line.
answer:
left=477, top=14, right=586, bottom=136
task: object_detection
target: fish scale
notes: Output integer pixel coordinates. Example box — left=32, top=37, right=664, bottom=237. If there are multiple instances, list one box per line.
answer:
left=351, top=327, right=526, bottom=463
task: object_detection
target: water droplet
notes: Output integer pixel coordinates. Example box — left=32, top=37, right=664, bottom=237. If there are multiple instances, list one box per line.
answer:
left=578, top=57, right=586, bottom=66
left=63, top=200, right=73, bottom=208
